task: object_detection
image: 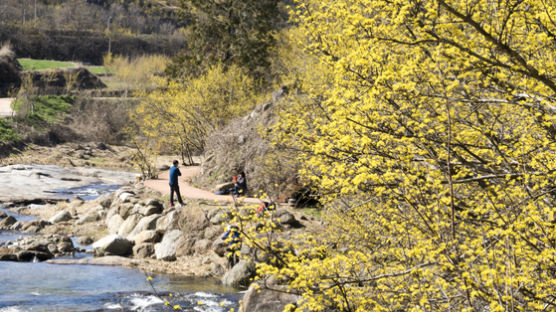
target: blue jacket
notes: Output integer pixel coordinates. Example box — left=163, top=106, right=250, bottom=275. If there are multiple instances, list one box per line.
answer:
left=169, top=166, right=181, bottom=185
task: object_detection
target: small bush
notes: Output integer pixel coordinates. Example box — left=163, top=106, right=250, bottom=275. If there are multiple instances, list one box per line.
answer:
left=0, top=119, right=18, bottom=142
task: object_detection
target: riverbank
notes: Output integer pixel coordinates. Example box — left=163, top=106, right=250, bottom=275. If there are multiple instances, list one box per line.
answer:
left=0, top=144, right=319, bottom=311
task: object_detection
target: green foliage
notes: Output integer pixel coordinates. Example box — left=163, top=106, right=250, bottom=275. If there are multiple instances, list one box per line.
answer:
left=85, top=65, right=112, bottom=75
left=17, top=58, right=75, bottom=71
left=132, top=63, right=261, bottom=164
left=14, top=95, right=74, bottom=126
left=103, top=54, right=169, bottom=91
left=235, top=0, right=556, bottom=311
left=166, top=0, right=285, bottom=80
left=0, top=119, right=18, bottom=142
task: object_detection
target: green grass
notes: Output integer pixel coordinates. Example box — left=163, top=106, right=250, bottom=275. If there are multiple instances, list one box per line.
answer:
left=13, top=95, right=75, bottom=126
left=301, top=207, right=322, bottom=219
left=85, top=65, right=113, bottom=75
left=18, top=58, right=75, bottom=71
left=0, top=119, right=18, bottom=142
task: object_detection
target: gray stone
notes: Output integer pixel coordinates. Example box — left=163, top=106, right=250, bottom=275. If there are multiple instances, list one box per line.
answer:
left=118, top=203, right=135, bottom=219
left=9, top=221, right=23, bottom=231
left=139, top=205, right=163, bottom=216
left=117, top=214, right=142, bottom=237
left=77, top=212, right=100, bottom=224
left=98, top=194, right=112, bottom=209
left=194, top=239, right=212, bottom=254
left=212, top=237, right=228, bottom=257
left=156, top=210, right=179, bottom=232
left=119, top=192, right=135, bottom=203
left=47, top=255, right=136, bottom=266
left=132, top=230, right=162, bottom=245
left=241, top=283, right=301, bottom=312
left=49, top=210, right=72, bottom=223
left=133, top=243, right=155, bottom=258
left=222, top=260, right=256, bottom=288
left=105, top=206, right=118, bottom=221
left=128, top=215, right=160, bottom=238
left=0, top=215, right=17, bottom=229
left=204, top=226, right=223, bottom=241
left=57, top=241, right=74, bottom=253
left=145, top=198, right=163, bottom=210
left=106, top=214, right=124, bottom=234
left=154, top=230, right=183, bottom=261
left=22, top=220, right=51, bottom=231
left=92, top=234, right=133, bottom=257
left=210, top=211, right=230, bottom=225
left=0, top=210, right=7, bottom=219
left=213, top=182, right=234, bottom=193
left=279, top=213, right=296, bottom=225
left=69, top=197, right=85, bottom=210
left=77, top=236, right=93, bottom=246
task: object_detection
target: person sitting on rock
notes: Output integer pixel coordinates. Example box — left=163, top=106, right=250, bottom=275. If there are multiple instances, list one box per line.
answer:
left=231, top=171, right=247, bottom=197
left=222, top=225, right=241, bottom=268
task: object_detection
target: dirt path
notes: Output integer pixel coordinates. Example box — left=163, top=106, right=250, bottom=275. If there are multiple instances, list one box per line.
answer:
left=144, top=166, right=260, bottom=204
left=0, top=98, right=14, bottom=117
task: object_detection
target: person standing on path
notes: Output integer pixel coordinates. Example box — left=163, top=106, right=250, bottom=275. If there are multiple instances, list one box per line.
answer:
left=169, top=160, right=185, bottom=207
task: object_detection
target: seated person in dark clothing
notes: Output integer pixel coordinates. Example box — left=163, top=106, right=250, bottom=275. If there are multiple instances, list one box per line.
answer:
left=232, top=171, right=247, bottom=196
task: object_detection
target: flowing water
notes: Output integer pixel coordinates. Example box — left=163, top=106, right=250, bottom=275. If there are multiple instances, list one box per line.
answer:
left=0, top=180, right=242, bottom=311
left=0, top=262, right=241, bottom=311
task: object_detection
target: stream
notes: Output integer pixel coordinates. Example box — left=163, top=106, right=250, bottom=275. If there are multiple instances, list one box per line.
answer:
left=0, top=166, right=242, bottom=312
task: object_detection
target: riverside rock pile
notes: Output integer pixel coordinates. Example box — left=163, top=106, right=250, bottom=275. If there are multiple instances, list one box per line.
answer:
left=0, top=233, right=77, bottom=262
left=1, top=182, right=308, bottom=311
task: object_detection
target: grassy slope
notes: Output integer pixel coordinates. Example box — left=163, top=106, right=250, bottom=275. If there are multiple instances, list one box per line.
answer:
left=0, top=95, right=75, bottom=143
left=18, top=58, right=110, bottom=75
left=18, top=58, right=75, bottom=70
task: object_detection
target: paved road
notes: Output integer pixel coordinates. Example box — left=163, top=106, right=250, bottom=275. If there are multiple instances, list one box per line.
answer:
left=144, top=166, right=260, bottom=204
left=0, top=98, right=14, bottom=117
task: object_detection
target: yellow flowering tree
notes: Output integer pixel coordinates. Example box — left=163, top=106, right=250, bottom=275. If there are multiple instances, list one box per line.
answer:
left=241, top=0, right=555, bottom=311
left=131, top=63, right=259, bottom=164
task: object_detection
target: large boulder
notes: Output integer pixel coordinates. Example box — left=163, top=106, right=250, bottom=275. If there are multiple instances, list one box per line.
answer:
left=49, top=210, right=72, bottom=223
left=117, top=214, right=142, bottom=237
left=222, top=260, right=256, bottom=288
left=98, top=194, right=112, bottom=209
left=0, top=215, right=17, bottom=229
left=22, top=219, right=51, bottom=233
left=138, top=204, right=163, bottom=217
left=1, top=234, right=75, bottom=262
left=155, top=210, right=179, bottom=232
left=76, top=211, right=100, bottom=224
left=212, top=236, right=228, bottom=257
left=133, top=243, right=155, bottom=259
left=128, top=214, right=160, bottom=238
left=106, top=214, right=124, bottom=234
left=92, top=235, right=133, bottom=257
left=194, top=239, right=212, bottom=254
left=118, top=203, right=135, bottom=220
left=154, top=230, right=183, bottom=261
left=132, top=230, right=162, bottom=245
left=241, top=283, right=302, bottom=312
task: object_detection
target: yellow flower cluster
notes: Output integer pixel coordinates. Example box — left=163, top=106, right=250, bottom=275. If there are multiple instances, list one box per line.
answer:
left=243, top=0, right=555, bottom=311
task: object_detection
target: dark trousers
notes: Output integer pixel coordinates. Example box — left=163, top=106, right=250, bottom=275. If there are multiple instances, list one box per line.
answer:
left=170, top=183, right=183, bottom=205
left=226, top=247, right=239, bottom=268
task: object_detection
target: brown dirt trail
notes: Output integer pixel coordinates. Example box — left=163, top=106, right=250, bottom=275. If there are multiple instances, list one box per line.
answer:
left=144, top=166, right=260, bottom=204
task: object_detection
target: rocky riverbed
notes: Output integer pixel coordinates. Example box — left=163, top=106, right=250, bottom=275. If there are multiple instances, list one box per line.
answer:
left=0, top=156, right=318, bottom=311
left=0, top=164, right=138, bottom=202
